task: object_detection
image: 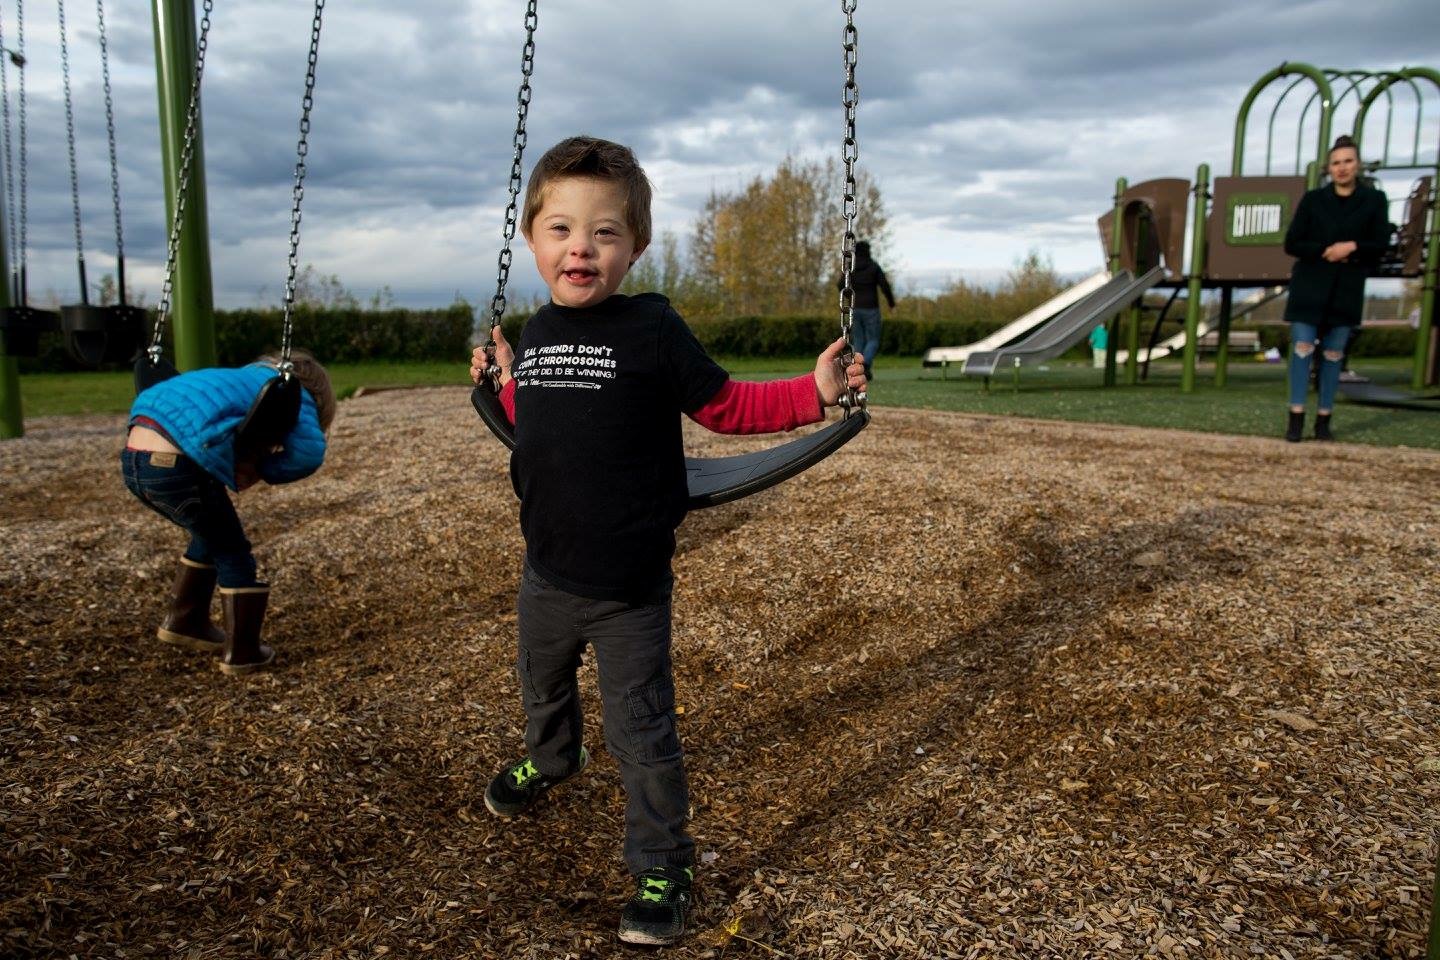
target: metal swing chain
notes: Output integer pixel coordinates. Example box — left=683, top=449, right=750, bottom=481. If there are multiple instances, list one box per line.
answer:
left=57, top=0, right=87, bottom=301
left=277, top=0, right=326, bottom=374
left=0, top=5, right=18, bottom=294
left=482, top=0, right=538, bottom=385
left=836, top=0, right=864, bottom=411
left=148, top=0, right=212, bottom=361
left=96, top=0, right=124, bottom=298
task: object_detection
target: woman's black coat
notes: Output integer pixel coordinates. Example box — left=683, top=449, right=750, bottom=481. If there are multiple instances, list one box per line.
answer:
left=1283, top=182, right=1390, bottom=328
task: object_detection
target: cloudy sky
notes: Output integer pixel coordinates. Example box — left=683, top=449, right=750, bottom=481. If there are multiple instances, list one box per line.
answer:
left=2, top=0, right=1437, bottom=309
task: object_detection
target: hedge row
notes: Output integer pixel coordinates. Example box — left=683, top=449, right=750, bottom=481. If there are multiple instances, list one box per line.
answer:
left=16, top=303, right=481, bottom=372
left=12, top=306, right=1421, bottom=371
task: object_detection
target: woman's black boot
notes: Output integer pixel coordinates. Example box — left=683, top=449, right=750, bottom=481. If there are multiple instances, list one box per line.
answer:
left=1314, top=413, right=1334, bottom=441
left=1284, top=410, right=1305, bottom=443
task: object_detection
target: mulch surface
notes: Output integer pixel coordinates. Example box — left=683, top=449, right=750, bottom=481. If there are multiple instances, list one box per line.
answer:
left=2, top=389, right=1437, bottom=959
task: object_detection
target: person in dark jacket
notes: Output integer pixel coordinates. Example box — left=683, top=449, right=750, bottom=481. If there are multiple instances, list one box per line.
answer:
left=122, top=350, right=336, bottom=673
left=837, top=240, right=895, bottom=379
left=1282, top=135, right=1390, bottom=441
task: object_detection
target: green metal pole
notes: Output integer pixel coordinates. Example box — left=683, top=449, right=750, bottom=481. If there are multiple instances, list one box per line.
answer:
left=0, top=143, right=19, bottom=438
left=1124, top=302, right=1139, bottom=385
left=1105, top=179, right=1127, bottom=388
left=1182, top=164, right=1210, bottom=394
left=152, top=0, right=216, bottom=370
left=0, top=264, right=19, bottom=440
left=1214, top=286, right=1233, bottom=387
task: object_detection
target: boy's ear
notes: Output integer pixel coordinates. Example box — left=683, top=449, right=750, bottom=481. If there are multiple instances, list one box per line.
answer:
left=629, top=240, right=648, bottom=265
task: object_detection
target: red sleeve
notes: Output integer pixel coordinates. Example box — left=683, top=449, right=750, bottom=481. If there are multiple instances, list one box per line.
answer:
left=687, top=374, right=823, bottom=435
left=499, top=378, right=516, bottom=425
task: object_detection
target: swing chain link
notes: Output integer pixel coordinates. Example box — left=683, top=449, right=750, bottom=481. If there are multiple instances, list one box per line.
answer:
left=57, top=0, right=87, bottom=296
left=482, top=0, right=538, bottom=387
left=278, top=0, right=326, bottom=376
left=150, top=0, right=213, bottom=361
left=96, top=0, right=123, bottom=273
left=836, top=0, right=864, bottom=411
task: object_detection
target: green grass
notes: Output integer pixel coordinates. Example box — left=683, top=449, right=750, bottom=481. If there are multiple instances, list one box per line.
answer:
left=11, top=356, right=1439, bottom=450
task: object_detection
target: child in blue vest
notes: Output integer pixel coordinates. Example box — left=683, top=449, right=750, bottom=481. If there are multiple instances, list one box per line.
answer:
left=468, top=137, right=867, bottom=946
left=122, top=350, right=335, bottom=674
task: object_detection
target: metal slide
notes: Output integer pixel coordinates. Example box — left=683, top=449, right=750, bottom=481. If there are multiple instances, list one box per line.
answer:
left=1113, top=286, right=1286, bottom=365
left=922, top=270, right=1112, bottom=367
left=962, top=266, right=1165, bottom=377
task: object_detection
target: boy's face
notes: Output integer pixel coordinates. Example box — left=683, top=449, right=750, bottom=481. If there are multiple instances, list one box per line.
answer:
left=525, top=176, right=645, bottom=309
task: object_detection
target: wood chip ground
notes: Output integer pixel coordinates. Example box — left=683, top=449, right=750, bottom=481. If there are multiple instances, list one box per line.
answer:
left=2, top=388, right=1437, bottom=958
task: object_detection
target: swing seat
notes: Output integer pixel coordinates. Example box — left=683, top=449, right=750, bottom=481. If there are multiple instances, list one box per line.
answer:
left=0, top=305, right=60, bottom=358
left=471, top=383, right=871, bottom=510
left=134, top=352, right=180, bottom=394
left=62, top=303, right=145, bottom=366
left=234, top=374, right=302, bottom=465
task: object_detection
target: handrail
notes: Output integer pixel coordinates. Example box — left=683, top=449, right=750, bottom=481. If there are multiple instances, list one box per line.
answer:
left=1234, top=62, right=1333, bottom=188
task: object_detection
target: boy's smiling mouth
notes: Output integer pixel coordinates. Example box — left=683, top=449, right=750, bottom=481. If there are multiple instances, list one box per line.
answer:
left=563, top=269, right=598, bottom=284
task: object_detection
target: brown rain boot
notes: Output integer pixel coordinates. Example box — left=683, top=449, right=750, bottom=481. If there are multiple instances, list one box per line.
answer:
left=217, top=585, right=275, bottom=675
left=156, top=557, right=226, bottom=652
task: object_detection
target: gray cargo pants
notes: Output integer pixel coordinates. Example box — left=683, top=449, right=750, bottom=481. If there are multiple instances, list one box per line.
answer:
left=516, top=561, right=694, bottom=875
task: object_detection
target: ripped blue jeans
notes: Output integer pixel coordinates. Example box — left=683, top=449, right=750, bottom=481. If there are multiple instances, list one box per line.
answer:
left=514, top=561, right=691, bottom=876
left=1287, top=322, right=1350, bottom=411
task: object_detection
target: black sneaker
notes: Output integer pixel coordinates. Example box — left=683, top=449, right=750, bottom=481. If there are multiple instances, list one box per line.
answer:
left=483, top=746, right=589, bottom=817
left=618, top=866, right=693, bottom=946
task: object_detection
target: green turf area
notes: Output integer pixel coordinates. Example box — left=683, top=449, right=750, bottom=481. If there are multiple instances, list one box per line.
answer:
left=10, top=356, right=1438, bottom=450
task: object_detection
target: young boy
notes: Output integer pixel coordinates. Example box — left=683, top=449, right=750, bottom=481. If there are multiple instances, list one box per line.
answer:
left=468, top=136, right=867, bottom=946
left=122, top=349, right=335, bottom=674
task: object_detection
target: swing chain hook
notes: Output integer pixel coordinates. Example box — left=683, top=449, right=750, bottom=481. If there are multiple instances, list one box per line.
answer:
left=836, top=0, right=865, bottom=412
left=278, top=0, right=326, bottom=372
left=482, top=0, right=538, bottom=389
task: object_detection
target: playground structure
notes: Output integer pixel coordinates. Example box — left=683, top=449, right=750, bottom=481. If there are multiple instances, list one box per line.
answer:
left=925, top=63, right=1440, bottom=397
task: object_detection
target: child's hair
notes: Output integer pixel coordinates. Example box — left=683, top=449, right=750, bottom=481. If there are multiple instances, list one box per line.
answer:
left=1330, top=134, right=1359, bottom=158
left=855, top=240, right=871, bottom=258
left=522, top=136, right=652, bottom=252
left=254, top=348, right=336, bottom=432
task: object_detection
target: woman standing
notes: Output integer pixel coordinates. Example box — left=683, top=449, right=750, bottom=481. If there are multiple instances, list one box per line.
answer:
left=1282, top=135, right=1390, bottom=441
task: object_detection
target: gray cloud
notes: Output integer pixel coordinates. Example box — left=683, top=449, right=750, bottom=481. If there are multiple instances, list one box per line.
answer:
left=2, top=0, right=1436, bottom=308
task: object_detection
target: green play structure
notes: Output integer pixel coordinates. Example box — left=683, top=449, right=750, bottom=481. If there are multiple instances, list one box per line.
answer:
left=1106, top=63, right=1439, bottom=396
left=925, top=63, right=1439, bottom=403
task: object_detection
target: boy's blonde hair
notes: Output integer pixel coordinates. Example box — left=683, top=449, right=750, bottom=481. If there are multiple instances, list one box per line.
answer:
left=521, top=136, right=652, bottom=252
left=255, top=348, right=336, bottom=432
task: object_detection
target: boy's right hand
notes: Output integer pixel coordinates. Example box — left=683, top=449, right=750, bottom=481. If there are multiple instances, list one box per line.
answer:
left=470, top=325, right=514, bottom=387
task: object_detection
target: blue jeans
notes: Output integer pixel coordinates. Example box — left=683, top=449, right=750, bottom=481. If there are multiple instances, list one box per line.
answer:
left=515, top=562, right=691, bottom=876
left=121, top=449, right=259, bottom=587
left=1287, top=322, right=1350, bottom=410
left=851, top=307, right=882, bottom=373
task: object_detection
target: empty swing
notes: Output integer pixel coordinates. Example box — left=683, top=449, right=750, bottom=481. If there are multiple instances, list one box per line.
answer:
left=54, top=0, right=143, bottom=366
left=0, top=0, right=59, bottom=358
left=471, top=0, right=870, bottom=510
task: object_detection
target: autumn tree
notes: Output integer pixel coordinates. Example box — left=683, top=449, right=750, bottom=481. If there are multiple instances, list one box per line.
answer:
left=690, top=155, right=890, bottom=316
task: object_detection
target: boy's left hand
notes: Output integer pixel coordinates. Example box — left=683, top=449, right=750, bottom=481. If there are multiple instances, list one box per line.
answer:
left=815, top=338, right=868, bottom=407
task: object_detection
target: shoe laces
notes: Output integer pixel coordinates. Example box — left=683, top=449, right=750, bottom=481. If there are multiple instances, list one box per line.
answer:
left=510, top=758, right=541, bottom=788
left=635, top=868, right=692, bottom=903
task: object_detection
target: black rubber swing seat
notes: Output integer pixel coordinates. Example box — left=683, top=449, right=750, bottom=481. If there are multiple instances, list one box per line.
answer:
left=62, top=303, right=146, bottom=366
left=1337, top=380, right=1440, bottom=411
left=133, top=351, right=180, bottom=394
left=234, top=374, right=303, bottom=464
left=471, top=383, right=870, bottom=510
left=0, top=305, right=60, bottom=358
